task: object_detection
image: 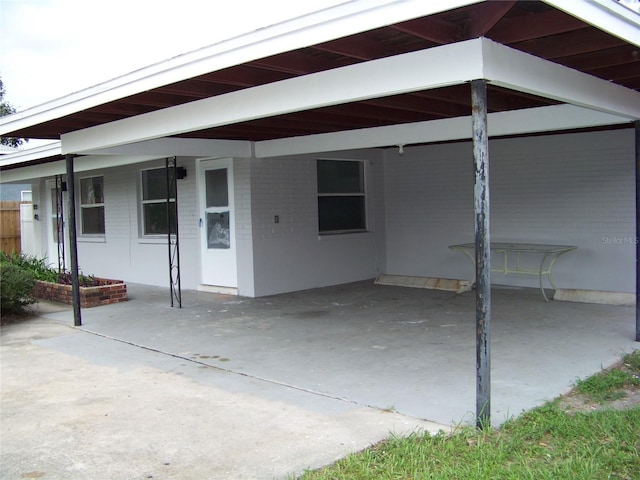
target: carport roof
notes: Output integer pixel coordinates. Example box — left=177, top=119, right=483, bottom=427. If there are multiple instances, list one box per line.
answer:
left=0, top=0, right=639, bottom=152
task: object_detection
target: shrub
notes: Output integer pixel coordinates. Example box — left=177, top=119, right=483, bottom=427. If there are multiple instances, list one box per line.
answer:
left=0, top=252, right=58, bottom=282
left=0, top=262, right=37, bottom=314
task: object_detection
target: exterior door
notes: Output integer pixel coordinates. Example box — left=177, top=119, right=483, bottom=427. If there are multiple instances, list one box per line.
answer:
left=199, top=158, right=237, bottom=289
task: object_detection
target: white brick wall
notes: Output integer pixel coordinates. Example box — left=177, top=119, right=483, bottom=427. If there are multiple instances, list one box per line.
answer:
left=383, top=129, right=635, bottom=293
left=43, top=157, right=203, bottom=289
left=35, top=128, right=634, bottom=297
left=250, top=150, right=385, bottom=296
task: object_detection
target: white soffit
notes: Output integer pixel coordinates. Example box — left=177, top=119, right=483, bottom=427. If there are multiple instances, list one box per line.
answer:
left=0, top=0, right=480, bottom=137
left=255, top=105, right=628, bottom=157
left=61, top=39, right=486, bottom=154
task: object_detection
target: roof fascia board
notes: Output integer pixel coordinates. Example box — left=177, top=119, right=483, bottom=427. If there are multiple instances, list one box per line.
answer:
left=543, top=0, right=640, bottom=46
left=0, top=154, right=163, bottom=184
left=83, top=138, right=253, bottom=157
left=61, top=39, right=486, bottom=154
left=481, top=38, right=640, bottom=119
left=0, top=142, right=62, bottom=168
left=0, top=0, right=481, bottom=138
left=255, top=104, right=628, bottom=157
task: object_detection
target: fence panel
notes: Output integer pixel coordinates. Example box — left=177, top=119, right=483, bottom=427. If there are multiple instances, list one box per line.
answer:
left=0, top=201, right=21, bottom=255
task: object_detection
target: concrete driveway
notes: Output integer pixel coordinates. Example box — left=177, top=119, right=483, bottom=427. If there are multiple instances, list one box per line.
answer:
left=1, top=281, right=637, bottom=479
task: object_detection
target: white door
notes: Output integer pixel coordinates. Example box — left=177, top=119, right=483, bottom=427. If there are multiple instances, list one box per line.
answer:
left=199, top=159, right=237, bottom=289
left=45, top=178, right=68, bottom=270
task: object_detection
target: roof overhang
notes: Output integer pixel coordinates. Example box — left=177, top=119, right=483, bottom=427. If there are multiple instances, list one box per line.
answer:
left=60, top=38, right=637, bottom=155
left=1, top=0, right=639, bottom=176
left=0, top=0, right=482, bottom=139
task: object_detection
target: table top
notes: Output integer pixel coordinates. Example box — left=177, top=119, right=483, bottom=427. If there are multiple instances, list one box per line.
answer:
left=449, top=243, right=577, bottom=254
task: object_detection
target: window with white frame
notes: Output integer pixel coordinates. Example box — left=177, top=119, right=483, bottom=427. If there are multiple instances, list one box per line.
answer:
left=317, top=159, right=366, bottom=234
left=79, top=176, right=105, bottom=235
left=141, top=167, right=176, bottom=235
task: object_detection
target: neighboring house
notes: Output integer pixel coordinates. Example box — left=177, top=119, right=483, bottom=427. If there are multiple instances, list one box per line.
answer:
left=0, top=0, right=638, bottom=300
left=0, top=146, right=30, bottom=201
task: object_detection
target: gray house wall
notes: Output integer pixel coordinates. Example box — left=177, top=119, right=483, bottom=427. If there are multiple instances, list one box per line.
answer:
left=249, top=150, right=386, bottom=297
left=31, top=129, right=634, bottom=297
left=383, top=129, right=635, bottom=293
left=39, top=157, right=203, bottom=289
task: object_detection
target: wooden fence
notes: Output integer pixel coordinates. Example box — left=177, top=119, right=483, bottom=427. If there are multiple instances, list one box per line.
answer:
left=0, top=202, right=22, bottom=255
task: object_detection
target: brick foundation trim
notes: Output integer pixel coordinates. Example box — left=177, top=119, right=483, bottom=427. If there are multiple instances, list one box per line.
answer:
left=33, top=279, right=127, bottom=308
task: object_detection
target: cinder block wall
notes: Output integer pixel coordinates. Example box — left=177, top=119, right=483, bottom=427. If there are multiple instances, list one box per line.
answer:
left=249, top=150, right=386, bottom=297
left=383, top=129, right=635, bottom=293
left=70, top=157, right=201, bottom=289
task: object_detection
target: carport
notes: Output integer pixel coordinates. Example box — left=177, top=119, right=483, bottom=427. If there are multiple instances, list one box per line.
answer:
left=1, top=0, right=639, bottom=427
left=36, top=281, right=637, bottom=427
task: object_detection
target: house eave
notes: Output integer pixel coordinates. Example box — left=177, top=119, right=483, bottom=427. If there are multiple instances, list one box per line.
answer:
left=0, top=0, right=481, bottom=140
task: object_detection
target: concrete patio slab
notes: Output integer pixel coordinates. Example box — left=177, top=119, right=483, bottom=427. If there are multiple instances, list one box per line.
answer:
left=1, top=281, right=637, bottom=479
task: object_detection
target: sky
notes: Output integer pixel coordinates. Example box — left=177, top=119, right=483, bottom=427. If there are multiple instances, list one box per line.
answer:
left=0, top=0, right=345, bottom=112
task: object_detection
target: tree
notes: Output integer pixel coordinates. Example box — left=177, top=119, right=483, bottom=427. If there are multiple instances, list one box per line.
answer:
left=0, top=78, right=27, bottom=148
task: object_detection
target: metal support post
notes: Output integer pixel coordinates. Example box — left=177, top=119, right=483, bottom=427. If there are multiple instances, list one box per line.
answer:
left=65, top=154, right=82, bottom=327
left=471, top=79, right=491, bottom=427
left=635, top=120, right=639, bottom=342
left=166, top=157, right=182, bottom=308
left=55, top=175, right=65, bottom=272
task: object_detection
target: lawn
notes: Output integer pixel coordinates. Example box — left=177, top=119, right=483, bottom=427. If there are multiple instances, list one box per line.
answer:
left=297, top=351, right=640, bottom=480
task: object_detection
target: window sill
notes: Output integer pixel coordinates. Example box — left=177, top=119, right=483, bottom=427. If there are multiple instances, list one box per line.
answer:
left=318, top=230, right=370, bottom=241
left=138, top=236, right=172, bottom=245
left=78, top=236, right=106, bottom=243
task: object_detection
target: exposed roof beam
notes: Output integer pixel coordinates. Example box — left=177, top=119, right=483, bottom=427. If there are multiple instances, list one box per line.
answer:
left=465, top=0, right=516, bottom=38
left=543, top=0, right=640, bottom=47
left=391, top=17, right=461, bottom=44
left=255, top=105, right=629, bottom=157
left=488, top=9, right=588, bottom=43
left=81, top=138, right=252, bottom=157
left=60, top=37, right=640, bottom=154
left=0, top=0, right=481, bottom=138
left=482, top=38, right=640, bottom=119
left=61, top=39, right=486, bottom=154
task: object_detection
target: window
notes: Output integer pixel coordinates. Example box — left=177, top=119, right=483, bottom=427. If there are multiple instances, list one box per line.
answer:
left=79, top=176, right=105, bottom=235
left=141, top=168, right=176, bottom=235
left=317, top=159, right=366, bottom=233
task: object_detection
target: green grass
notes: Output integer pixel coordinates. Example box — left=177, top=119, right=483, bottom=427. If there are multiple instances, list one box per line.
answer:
left=296, top=351, right=640, bottom=480
left=573, top=351, right=640, bottom=403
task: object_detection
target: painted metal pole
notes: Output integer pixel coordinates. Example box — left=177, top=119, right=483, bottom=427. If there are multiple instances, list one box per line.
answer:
left=635, top=120, right=639, bottom=342
left=471, top=79, right=491, bottom=427
left=65, top=154, right=82, bottom=327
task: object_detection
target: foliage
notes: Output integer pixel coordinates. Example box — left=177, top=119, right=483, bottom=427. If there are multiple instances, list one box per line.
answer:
left=0, top=77, right=27, bottom=148
left=623, top=350, right=640, bottom=372
left=573, top=353, right=640, bottom=403
left=298, top=406, right=640, bottom=480
left=0, top=251, right=100, bottom=290
left=298, top=351, right=640, bottom=480
left=0, top=252, right=58, bottom=282
left=0, top=262, right=37, bottom=314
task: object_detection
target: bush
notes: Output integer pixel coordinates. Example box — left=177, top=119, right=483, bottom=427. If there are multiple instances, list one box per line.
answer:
left=0, top=262, right=37, bottom=314
left=0, top=252, right=58, bottom=282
